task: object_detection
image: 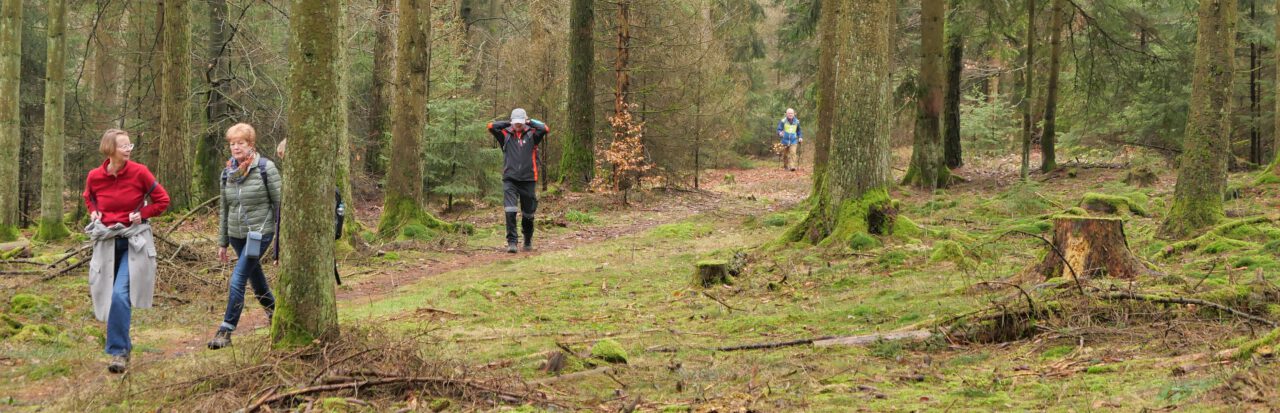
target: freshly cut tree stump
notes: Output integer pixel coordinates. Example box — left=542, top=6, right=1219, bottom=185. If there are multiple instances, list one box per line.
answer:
left=1036, top=217, right=1152, bottom=279
left=694, top=260, right=730, bottom=287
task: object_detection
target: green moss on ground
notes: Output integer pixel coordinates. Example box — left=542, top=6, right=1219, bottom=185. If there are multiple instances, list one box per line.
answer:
left=1080, top=192, right=1148, bottom=216
left=590, top=339, right=628, bottom=364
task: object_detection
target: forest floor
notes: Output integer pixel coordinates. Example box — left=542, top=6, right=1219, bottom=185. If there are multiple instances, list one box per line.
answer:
left=4, top=149, right=1280, bottom=412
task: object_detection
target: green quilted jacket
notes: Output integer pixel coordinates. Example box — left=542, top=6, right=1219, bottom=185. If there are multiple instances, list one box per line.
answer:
left=219, top=155, right=282, bottom=247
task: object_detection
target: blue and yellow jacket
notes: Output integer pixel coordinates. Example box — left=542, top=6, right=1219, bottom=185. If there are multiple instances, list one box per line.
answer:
left=777, top=117, right=802, bottom=145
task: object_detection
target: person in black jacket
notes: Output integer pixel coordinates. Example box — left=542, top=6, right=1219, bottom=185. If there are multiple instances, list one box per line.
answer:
left=488, top=108, right=548, bottom=253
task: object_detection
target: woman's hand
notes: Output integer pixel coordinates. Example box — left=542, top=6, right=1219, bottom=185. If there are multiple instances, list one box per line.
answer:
left=90, top=211, right=102, bottom=222
left=218, top=247, right=229, bottom=263
left=128, top=212, right=142, bottom=224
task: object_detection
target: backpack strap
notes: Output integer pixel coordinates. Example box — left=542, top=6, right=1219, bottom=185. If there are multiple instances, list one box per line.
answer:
left=258, top=157, right=274, bottom=209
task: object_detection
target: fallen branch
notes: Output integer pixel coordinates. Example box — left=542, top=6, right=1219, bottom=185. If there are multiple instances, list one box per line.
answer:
left=1097, top=292, right=1279, bottom=328
left=47, top=243, right=92, bottom=267
left=701, top=291, right=741, bottom=313
left=244, top=376, right=536, bottom=412
left=1, top=269, right=42, bottom=275
left=42, top=258, right=88, bottom=281
left=0, top=259, right=44, bottom=266
left=163, top=196, right=220, bottom=238
left=530, top=366, right=614, bottom=386
left=710, top=336, right=837, bottom=352
left=813, top=330, right=934, bottom=347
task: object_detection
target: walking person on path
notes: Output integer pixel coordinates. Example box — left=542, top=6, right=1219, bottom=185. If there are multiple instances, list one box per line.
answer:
left=777, top=108, right=803, bottom=171
left=487, top=108, right=549, bottom=253
left=207, top=123, right=282, bottom=350
left=83, top=128, right=170, bottom=373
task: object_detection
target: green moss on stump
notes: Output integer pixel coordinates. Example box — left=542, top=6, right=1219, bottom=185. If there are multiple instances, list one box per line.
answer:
left=377, top=195, right=461, bottom=239
left=590, top=339, right=628, bottom=364
left=1080, top=192, right=1148, bottom=216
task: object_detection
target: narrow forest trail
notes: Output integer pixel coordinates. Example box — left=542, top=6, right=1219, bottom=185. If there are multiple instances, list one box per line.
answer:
left=4, top=158, right=814, bottom=406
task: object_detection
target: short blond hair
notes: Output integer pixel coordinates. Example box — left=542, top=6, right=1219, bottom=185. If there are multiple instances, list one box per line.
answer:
left=225, top=123, right=257, bottom=146
left=99, top=129, right=128, bottom=157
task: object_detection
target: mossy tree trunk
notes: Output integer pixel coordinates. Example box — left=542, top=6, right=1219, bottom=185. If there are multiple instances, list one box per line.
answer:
left=943, top=0, right=963, bottom=170
left=364, top=0, right=393, bottom=177
left=379, top=0, right=447, bottom=238
left=272, top=0, right=341, bottom=347
left=788, top=0, right=896, bottom=247
left=792, top=0, right=840, bottom=243
left=1269, top=1, right=1280, bottom=174
left=37, top=0, right=69, bottom=241
left=1040, top=0, right=1064, bottom=173
left=159, top=0, right=192, bottom=210
left=904, top=0, right=948, bottom=190
left=560, top=0, right=596, bottom=190
left=197, top=0, right=232, bottom=201
left=1019, top=0, right=1035, bottom=181
left=1160, top=0, right=1236, bottom=238
left=0, top=0, right=19, bottom=241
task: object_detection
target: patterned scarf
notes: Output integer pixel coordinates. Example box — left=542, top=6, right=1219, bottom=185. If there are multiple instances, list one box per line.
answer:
left=225, top=152, right=259, bottom=184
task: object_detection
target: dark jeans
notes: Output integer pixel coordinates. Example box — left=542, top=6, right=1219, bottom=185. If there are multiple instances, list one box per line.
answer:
left=106, top=238, right=131, bottom=356
left=503, top=180, right=537, bottom=244
left=221, top=234, right=275, bottom=331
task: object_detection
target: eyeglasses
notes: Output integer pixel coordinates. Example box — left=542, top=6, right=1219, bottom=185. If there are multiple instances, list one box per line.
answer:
left=120, top=143, right=135, bottom=151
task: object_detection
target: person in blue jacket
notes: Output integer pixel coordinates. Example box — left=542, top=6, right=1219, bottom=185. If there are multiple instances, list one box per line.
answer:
left=777, top=108, right=803, bottom=171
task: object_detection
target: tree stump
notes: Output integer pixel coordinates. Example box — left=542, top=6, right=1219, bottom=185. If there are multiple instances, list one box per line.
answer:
left=694, top=260, right=730, bottom=288
left=1036, top=217, right=1151, bottom=279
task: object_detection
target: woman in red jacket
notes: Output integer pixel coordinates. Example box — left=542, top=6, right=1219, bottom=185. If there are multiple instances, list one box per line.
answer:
left=82, top=129, right=169, bottom=373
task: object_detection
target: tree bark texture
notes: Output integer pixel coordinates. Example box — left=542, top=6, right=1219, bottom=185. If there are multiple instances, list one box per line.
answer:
left=1161, top=0, right=1236, bottom=238
left=826, top=0, right=892, bottom=205
left=1020, top=0, right=1035, bottom=181
left=159, top=0, right=192, bottom=210
left=904, top=0, right=948, bottom=190
left=1041, top=0, right=1064, bottom=173
left=272, top=0, right=342, bottom=347
left=943, top=0, right=963, bottom=169
left=0, top=0, right=21, bottom=241
left=365, top=0, right=393, bottom=177
left=197, top=0, right=232, bottom=201
left=384, top=0, right=430, bottom=206
left=37, top=0, right=70, bottom=241
left=560, top=0, right=596, bottom=190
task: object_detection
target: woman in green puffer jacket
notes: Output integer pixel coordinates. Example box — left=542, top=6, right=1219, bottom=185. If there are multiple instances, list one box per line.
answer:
left=208, top=123, right=282, bottom=350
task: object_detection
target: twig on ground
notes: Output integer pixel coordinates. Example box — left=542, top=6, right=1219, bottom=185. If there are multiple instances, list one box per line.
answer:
left=701, top=291, right=741, bottom=313
left=163, top=196, right=220, bottom=238
left=1097, top=292, right=1278, bottom=328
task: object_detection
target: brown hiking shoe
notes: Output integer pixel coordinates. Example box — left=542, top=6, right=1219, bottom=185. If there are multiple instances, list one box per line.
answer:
left=107, top=354, right=129, bottom=374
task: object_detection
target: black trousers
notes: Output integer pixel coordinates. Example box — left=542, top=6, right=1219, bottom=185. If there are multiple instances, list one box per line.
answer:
left=503, top=180, right=537, bottom=244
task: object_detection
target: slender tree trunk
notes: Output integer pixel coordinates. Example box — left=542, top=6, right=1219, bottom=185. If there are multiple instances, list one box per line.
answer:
left=378, top=0, right=447, bottom=237
left=1160, top=0, right=1236, bottom=238
left=37, top=0, right=69, bottom=241
left=614, top=0, right=631, bottom=119
left=1041, top=0, right=1063, bottom=173
left=272, top=0, right=341, bottom=347
left=560, top=0, right=596, bottom=190
left=943, top=0, right=963, bottom=169
left=1248, top=0, right=1261, bottom=165
left=791, top=0, right=840, bottom=243
left=90, top=1, right=122, bottom=131
left=335, top=0, right=360, bottom=244
left=159, top=0, right=192, bottom=210
left=904, top=0, right=948, bottom=190
left=0, top=0, right=22, bottom=241
left=1020, top=0, right=1035, bottom=181
left=198, top=0, right=232, bottom=201
left=1275, top=0, right=1280, bottom=165
left=365, top=0, right=393, bottom=177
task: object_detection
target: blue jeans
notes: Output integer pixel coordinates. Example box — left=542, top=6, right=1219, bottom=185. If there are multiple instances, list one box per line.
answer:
left=106, top=238, right=131, bottom=356
left=220, top=234, right=275, bottom=331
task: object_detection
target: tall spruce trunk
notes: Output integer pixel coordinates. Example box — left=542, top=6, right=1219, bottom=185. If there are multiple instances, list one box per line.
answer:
left=1160, top=0, right=1236, bottom=238
left=1275, top=0, right=1280, bottom=165
left=943, top=1, right=963, bottom=170
left=0, top=0, right=22, bottom=241
left=1020, top=0, right=1035, bottom=181
left=37, top=0, right=69, bottom=241
left=791, top=0, right=840, bottom=243
left=365, top=0, right=393, bottom=177
left=1041, top=0, right=1063, bottom=173
left=378, top=0, right=438, bottom=237
left=335, top=0, right=359, bottom=243
left=272, top=0, right=341, bottom=347
left=560, top=0, right=596, bottom=190
left=90, top=1, right=122, bottom=131
left=197, top=0, right=232, bottom=201
left=159, top=0, right=192, bottom=210
left=904, top=0, right=948, bottom=189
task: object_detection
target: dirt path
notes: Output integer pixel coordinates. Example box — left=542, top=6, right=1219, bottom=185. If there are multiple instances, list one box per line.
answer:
left=152, top=162, right=812, bottom=360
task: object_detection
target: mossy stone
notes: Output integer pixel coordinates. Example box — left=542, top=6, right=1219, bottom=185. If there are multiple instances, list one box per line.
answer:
left=848, top=233, right=880, bottom=251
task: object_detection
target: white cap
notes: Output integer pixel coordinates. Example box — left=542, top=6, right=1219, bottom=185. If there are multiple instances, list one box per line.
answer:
left=511, top=108, right=528, bottom=124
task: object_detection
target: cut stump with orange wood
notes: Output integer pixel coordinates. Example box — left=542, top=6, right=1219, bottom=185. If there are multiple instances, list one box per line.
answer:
left=1035, top=216, right=1152, bottom=279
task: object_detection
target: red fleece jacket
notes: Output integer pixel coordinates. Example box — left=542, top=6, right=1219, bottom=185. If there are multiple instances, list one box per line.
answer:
left=83, top=159, right=170, bottom=227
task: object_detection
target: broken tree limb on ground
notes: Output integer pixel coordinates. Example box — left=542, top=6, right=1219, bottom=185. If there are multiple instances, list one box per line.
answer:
left=1096, top=292, right=1278, bottom=328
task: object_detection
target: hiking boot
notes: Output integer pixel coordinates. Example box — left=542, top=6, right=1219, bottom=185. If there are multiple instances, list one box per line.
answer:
left=207, top=328, right=232, bottom=350
left=265, top=307, right=274, bottom=324
left=107, top=354, right=129, bottom=374
left=523, top=242, right=533, bottom=252
left=507, top=243, right=518, bottom=253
